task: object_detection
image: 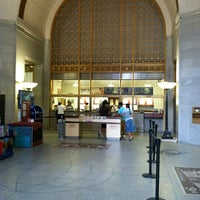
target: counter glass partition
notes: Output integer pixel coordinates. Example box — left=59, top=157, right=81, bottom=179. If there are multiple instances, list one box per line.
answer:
left=51, top=80, right=78, bottom=95
left=51, top=97, right=78, bottom=111
left=80, top=80, right=90, bottom=95
left=50, top=79, right=165, bottom=113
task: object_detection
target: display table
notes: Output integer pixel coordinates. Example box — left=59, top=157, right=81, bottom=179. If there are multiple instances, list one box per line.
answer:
left=65, top=117, right=121, bottom=140
left=10, top=122, right=43, bottom=148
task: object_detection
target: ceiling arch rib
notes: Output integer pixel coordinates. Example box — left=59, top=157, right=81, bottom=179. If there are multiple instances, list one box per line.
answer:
left=156, top=0, right=177, bottom=35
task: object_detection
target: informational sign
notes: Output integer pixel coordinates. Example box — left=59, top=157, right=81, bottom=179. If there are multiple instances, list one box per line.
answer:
left=104, top=87, right=120, bottom=95
left=121, top=87, right=132, bottom=95
left=134, top=87, right=153, bottom=95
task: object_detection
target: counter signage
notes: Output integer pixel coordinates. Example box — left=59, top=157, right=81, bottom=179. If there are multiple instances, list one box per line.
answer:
left=104, top=87, right=153, bottom=95
left=104, top=87, right=120, bottom=95
left=134, top=87, right=153, bottom=95
left=121, top=87, right=132, bottom=95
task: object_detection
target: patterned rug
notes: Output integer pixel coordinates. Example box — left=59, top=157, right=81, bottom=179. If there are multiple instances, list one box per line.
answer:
left=54, top=142, right=111, bottom=150
left=175, top=167, right=200, bottom=194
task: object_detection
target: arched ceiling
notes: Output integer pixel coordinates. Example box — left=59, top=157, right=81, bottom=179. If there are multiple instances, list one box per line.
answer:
left=22, top=0, right=178, bottom=38
left=1, top=0, right=200, bottom=39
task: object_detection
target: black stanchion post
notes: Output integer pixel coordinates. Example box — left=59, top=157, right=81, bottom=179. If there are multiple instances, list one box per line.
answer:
left=155, top=124, right=158, bottom=138
left=152, top=123, right=158, bottom=163
left=147, top=120, right=152, bottom=149
left=152, top=121, right=155, bottom=129
left=149, top=119, right=152, bottom=129
left=147, top=138, right=165, bottom=200
left=143, top=128, right=156, bottom=179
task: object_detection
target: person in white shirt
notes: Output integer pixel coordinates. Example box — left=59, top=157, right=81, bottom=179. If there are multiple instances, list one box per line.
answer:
left=57, top=102, right=65, bottom=120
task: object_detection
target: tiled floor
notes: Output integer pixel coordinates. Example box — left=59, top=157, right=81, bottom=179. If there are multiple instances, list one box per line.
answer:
left=0, top=130, right=200, bottom=200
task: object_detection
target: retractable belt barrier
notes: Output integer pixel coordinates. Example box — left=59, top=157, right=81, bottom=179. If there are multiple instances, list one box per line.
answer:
left=142, top=120, right=165, bottom=200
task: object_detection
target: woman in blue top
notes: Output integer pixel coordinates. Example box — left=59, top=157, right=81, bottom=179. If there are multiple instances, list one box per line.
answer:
left=117, top=102, right=125, bottom=138
left=122, top=103, right=136, bottom=141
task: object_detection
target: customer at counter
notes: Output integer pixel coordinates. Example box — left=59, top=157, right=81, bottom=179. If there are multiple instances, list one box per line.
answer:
left=99, top=100, right=111, bottom=138
left=121, top=103, right=136, bottom=141
left=57, top=102, right=65, bottom=120
left=117, top=102, right=126, bottom=138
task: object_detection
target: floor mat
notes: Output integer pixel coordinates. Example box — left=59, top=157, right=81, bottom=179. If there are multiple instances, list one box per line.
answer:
left=53, top=142, right=111, bottom=150
left=175, top=167, right=200, bottom=194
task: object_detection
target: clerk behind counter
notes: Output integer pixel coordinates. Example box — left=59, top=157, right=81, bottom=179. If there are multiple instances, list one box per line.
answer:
left=66, top=100, right=73, bottom=111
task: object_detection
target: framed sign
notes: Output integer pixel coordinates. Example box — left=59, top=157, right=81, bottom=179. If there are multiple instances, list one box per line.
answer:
left=121, top=87, right=132, bottom=95
left=134, top=87, right=153, bottom=95
left=104, top=87, right=120, bottom=95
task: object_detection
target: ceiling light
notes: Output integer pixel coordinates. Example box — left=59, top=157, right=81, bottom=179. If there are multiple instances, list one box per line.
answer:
left=19, top=82, right=38, bottom=90
left=157, top=80, right=176, bottom=89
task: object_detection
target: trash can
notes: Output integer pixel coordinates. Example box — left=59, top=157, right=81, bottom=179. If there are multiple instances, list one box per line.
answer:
left=58, top=118, right=65, bottom=139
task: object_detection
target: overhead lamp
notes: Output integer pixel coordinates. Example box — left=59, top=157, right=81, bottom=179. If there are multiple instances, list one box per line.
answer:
left=19, top=82, right=38, bottom=90
left=157, top=80, right=176, bottom=90
left=157, top=80, right=176, bottom=139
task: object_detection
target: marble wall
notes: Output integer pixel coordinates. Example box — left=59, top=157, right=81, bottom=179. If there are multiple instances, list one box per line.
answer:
left=166, top=36, right=176, bottom=134
left=178, top=12, right=200, bottom=145
left=0, top=21, right=16, bottom=123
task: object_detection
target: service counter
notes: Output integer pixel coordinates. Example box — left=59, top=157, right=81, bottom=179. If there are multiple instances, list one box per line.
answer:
left=134, top=113, right=144, bottom=133
left=65, top=117, right=121, bottom=140
left=143, top=112, right=164, bottom=133
left=50, top=111, right=163, bottom=135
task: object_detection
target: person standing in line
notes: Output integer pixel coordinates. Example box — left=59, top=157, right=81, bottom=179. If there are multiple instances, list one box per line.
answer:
left=57, top=102, right=65, bottom=120
left=54, top=105, right=59, bottom=129
left=116, top=102, right=126, bottom=139
left=99, top=100, right=111, bottom=138
left=121, top=103, right=136, bottom=141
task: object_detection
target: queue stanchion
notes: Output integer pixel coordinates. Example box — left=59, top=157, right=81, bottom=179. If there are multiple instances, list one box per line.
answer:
left=146, top=120, right=152, bottom=149
left=149, top=119, right=152, bottom=129
left=147, top=138, right=165, bottom=200
left=143, top=128, right=156, bottom=179
left=152, top=123, right=158, bottom=163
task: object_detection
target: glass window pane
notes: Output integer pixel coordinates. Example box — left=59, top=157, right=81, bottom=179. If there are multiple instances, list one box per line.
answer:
left=80, top=80, right=90, bottom=95
left=91, top=97, right=108, bottom=111
left=51, top=80, right=78, bottom=95
left=51, top=97, right=78, bottom=111
left=80, top=97, right=90, bottom=112
left=92, top=80, right=120, bottom=95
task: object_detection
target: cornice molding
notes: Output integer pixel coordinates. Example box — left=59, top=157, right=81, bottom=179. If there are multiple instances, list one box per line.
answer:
left=0, top=19, right=16, bottom=26
left=179, top=10, right=200, bottom=19
left=17, top=18, right=44, bottom=44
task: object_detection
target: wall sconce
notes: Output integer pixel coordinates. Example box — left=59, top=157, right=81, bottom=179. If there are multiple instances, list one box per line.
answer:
left=157, top=80, right=176, bottom=139
left=19, top=82, right=38, bottom=90
left=157, top=80, right=176, bottom=90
